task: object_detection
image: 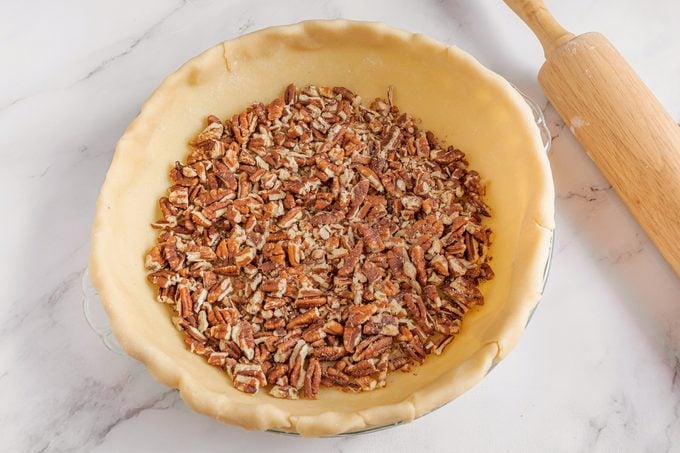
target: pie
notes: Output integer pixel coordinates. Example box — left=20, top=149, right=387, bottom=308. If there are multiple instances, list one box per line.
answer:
left=90, top=20, right=554, bottom=436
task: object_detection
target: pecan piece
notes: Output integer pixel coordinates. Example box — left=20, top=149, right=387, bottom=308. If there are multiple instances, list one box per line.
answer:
left=386, top=249, right=405, bottom=280
left=287, top=241, right=302, bottom=267
left=191, top=121, right=224, bottom=145
left=304, top=357, right=322, bottom=399
left=277, top=206, right=303, bottom=228
left=234, top=246, right=256, bottom=267
left=208, top=324, right=232, bottom=341
left=356, top=223, right=385, bottom=253
left=356, top=165, right=384, bottom=192
left=321, top=367, right=350, bottom=387
left=345, top=359, right=378, bottom=377
left=147, top=270, right=175, bottom=288
left=295, top=295, right=327, bottom=309
left=348, top=180, right=369, bottom=215
left=310, top=211, right=344, bottom=226
left=320, top=320, right=343, bottom=337
left=342, top=324, right=361, bottom=353
left=332, top=86, right=356, bottom=101
left=168, top=186, right=189, bottom=208
left=287, top=308, right=320, bottom=329
left=231, top=320, right=255, bottom=360
left=409, top=245, right=427, bottom=285
left=267, top=98, right=285, bottom=120
left=266, top=363, right=289, bottom=383
left=337, top=240, right=363, bottom=277
left=313, top=346, right=347, bottom=361
left=269, top=384, right=299, bottom=399
left=424, top=284, right=443, bottom=308
left=260, top=278, right=287, bottom=296
left=284, top=83, right=296, bottom=105
left=288, top=340, right=311, bottom=389
left=404, top=293, right=427, bottom=321
left=353, top=335, right=392, bottom=361
left=144, top=246, right=165, bottom=271
left=363, top=314, right=399, bottom=336
left=302, top=324, right=327, bottom=343
left=232, top=363, right=266, bottom=394
left=401, top=336, right=426, bottom=364
left=347, top=304, right=376, bottom=326
left=207, top=352, right=229, bottom=367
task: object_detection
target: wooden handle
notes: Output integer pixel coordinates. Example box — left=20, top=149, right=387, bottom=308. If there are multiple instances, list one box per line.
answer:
left=503, top=0, right=575, bottom=56
left=539, top=33, right=680, bottom=276
left=505, top=0, right=680, bottom=276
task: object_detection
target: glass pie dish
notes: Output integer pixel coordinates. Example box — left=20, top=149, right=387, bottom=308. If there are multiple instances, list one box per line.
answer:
left=86, top=21, right=555, bottom=437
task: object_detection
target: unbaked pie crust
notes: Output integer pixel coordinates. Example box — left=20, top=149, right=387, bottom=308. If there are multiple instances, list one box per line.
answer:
left=89, top=20, right=554, bottom=436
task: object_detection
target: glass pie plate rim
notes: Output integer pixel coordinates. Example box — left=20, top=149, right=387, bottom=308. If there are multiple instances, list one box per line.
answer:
left=82, top=87, right=554, bottom=436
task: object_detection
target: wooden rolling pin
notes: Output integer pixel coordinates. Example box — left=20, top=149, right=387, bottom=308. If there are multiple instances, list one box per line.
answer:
left=504, top=0, right=680, bottom=277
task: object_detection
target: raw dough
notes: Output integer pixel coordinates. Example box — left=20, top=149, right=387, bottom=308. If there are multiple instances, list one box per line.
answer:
left=89, top=20, right=554, bottom=436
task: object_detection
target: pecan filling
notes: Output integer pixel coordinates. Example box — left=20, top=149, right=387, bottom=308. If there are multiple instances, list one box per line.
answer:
left=146, top=84, right=494, bottom=399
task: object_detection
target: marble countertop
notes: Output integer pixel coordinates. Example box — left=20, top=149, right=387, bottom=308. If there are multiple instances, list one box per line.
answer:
left=3, top=0, right=680, bottom=451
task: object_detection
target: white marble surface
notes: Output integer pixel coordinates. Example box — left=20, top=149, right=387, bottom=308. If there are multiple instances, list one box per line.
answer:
left=2, top=0, right=680, bottom=451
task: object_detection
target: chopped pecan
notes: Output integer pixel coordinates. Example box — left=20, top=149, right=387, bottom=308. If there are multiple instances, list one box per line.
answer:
left=145, top=84, right=493, bottom=399
left=269, top=384, right=299, bottom=399
left=304, top=357, right=322, bottom=399
left=401, top=336, right=427, bottom=364
left=286, top=308, right=320, bottom=329
left=337, top=240, right=363, bottom=277
left=295, top=295, right=327, bottom=309
left=353, top=335, right=392, bottom=361
left=208, top=324, right=232, bottom=341
left=234, top=246, right=256, bottom=267
left=277, top=206, right=303, bottom=229
left=231, top=320, right=255, bottom=360
left=355, top=223, right=385, bottom=253
left=267, top=98, right=285, bottom=120
left=356, top=165, right=384, bottom=192
left=363, top=314, right=399, bottom=336
left=345, top=359, right=378, bottom=377
left=191, top=120, right=224, bottom=145
left=342, top=324, right=362, bottom=353
left=313, top=346, right=347, bottom=361
left=323, top=320, right=344, bottom=336
left=347, top=304, right=376, bottom=326
left=266, top=363, right=289, bottom=383
left=232, top=363, right=266, bottom=394
left=288, top=340, right=311, bottom=389
left=321, top=367, right=350, bottom=387
left=207, top=351, right=229, bottom=367
left=410, top=245, right=427, bottom=285
left=287, top=241, right=302, bottom=267
left=302, top=323, right=327, bottom=343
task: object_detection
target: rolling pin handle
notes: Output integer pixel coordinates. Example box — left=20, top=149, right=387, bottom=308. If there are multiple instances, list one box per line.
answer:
left=503, top=0, right=575, bottom=56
